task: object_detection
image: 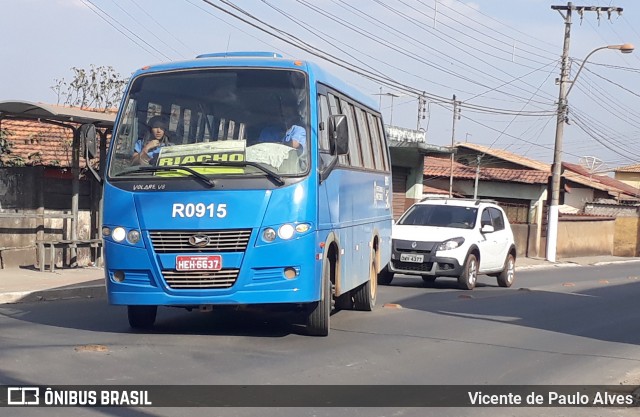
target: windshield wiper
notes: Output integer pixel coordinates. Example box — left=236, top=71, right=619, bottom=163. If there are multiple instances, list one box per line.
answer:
left=182, top=161, right=285, bottom=185
left=113, top=165, right=215, bottom=188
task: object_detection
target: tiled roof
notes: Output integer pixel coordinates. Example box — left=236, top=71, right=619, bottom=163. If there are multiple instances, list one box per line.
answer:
left=563, top=162, right=640, bottom=198
left=455, top=142, right=550, bottom=171
left=455, top=143, right=640, bottom=198
left=614, top=163, right=640, bottom=173
left=424, top=156, right=549, bottom=184
left=1, top=119, right=76, bottom=167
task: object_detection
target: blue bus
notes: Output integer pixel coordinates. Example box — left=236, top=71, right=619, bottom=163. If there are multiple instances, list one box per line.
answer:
left=85, top=52, right=392, bottom=336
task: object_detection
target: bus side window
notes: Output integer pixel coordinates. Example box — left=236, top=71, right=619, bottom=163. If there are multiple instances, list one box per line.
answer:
left=318, top=94, right=333, bottom=170
left=367, top=112, right=384, bottom=171
left=318, top=94, right=330, bottom=151
left=339, top=98, right=363, bottom=168
left=375, top=116, right=390, bottom=171
left=355, top=107, right=374, bottom=169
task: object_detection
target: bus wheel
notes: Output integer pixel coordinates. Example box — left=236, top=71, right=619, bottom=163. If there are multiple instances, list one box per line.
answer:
left=128, top=305, right=157, bottom=329
left=306, top=263, right=331, bottom=336
left=353, top=257, right=377, bottom=311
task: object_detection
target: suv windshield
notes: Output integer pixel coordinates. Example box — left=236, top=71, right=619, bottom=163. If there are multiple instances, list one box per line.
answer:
left=398, top=204, right=478, bottom=229
left=108, top=68, right=309, bottom=179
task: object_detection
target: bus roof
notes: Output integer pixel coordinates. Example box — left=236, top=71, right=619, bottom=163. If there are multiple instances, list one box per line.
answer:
left=133, top=51, right=379, bottom=112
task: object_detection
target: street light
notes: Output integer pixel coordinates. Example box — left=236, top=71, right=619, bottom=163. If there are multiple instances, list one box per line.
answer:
left=546, top=42, right=634, bottom=262
left=565, top=43, right=634, bottom=97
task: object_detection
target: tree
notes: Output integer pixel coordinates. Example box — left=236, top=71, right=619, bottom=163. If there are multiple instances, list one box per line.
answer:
left=0, top=127, right=19, bottom=167
left=51, top=65, right=128, bottom=112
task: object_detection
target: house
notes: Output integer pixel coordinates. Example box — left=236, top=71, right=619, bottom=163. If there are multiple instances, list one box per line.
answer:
left=0, top=101, right=114, bottom=269
left=423, top=142, right=640, bottom=258
left=384, top=125, right=450, bottom=218
left=614, top=163, right=640, bottom=190
left=1, top=119, right=76, bottom=167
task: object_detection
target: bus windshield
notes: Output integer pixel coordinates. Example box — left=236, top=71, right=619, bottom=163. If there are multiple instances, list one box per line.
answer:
left=108, top=68, right=309, bottom=179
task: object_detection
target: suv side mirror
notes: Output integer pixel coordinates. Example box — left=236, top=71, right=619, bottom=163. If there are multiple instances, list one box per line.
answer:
left=481, top=224, right=495, bottom=234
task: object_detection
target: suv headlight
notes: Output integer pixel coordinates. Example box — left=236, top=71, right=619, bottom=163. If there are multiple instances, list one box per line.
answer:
left=436, top=237, right=465, bottom=251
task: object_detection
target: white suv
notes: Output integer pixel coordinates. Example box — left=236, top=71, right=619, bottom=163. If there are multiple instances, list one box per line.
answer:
left=380, top=198, right=516, bottom=290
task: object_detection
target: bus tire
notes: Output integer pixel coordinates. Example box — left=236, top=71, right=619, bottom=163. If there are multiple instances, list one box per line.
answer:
left=128, top=305, right=157, bottom=329
left=306, top=261, right=331, bottom=336
left=353, top=256, right=377, bottom=311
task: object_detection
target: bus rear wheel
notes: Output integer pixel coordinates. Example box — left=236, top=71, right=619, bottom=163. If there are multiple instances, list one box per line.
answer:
left=306, top=261, right=332, bottom=336
left=353, top=256, right=377, bottom=311
left=128, top=305, right=157, bottom=329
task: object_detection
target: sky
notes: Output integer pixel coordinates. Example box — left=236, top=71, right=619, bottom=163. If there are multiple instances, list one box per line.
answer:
left=3, top=0, right=640, bottom=171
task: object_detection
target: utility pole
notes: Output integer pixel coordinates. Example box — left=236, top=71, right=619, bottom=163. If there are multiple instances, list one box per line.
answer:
left=473, top=155, right=482, bottom=199
left=546, top=2, right=624, bottom=262
left=417, top=94, right=426, bottom=130
left=449, top=95, right=461, bottom=197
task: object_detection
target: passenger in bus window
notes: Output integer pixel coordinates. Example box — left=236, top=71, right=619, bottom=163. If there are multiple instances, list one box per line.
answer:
left=256, top=101, right=306, bottom=152
left=131, top=116, right=174, bottom=165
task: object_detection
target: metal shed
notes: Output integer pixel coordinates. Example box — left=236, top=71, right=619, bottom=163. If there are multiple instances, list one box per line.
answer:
left=0, top=100, right=115, bottom=269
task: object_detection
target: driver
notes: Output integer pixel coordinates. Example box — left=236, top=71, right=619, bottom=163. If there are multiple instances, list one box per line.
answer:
left=131, top=116, right=174, bottom=165
left=256, top=101, right=306, bottom=152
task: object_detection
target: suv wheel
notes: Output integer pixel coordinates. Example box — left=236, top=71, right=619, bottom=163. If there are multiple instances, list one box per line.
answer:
left=458, top=254, right=478, bottom=290
left=421, top=276, right=436, bottom=284
left=497, top=253, right=515, bottom=287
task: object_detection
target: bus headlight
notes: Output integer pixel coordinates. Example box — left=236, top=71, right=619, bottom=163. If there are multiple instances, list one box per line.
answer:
left=127, top=230, right=141, bottom=244
left=278, top=224, right=295, bottom=240
left=263, top=228, right=277, bottom=242
left=295, top=223, right=311, bottom=233
left=112, top=227, right=126, bottom=242
left=102, top=227, right=111, bottom=236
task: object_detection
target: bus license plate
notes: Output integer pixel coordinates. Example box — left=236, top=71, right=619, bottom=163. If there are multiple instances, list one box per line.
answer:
left=176, top=255, right=222, bottom=271
left=400, top=253, right=424, bottom=263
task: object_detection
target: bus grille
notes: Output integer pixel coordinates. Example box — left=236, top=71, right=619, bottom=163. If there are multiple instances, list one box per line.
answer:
left=149, top=229, right=252, bottom=253
left=391, top=260, right=434, bottom=272
left=163, top=269, right=239, bottom=289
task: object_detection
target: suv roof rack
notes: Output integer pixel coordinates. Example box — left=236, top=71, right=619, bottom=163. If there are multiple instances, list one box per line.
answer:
left=420, top=196, right=499, bottom=206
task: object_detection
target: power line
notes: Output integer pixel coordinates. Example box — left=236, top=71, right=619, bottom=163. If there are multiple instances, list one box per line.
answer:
left=326, top=0, right=557, bottom=107
left=128, top=0, right=197, bottom=56
left=80, top=0, right=171, bottom=61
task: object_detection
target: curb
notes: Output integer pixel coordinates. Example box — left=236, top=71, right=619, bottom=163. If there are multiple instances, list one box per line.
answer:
left=0, top=284, right=106, bottom=305
left=516, top=263, right=579, bottom=271
left=592, top=259, right=640, bottom=266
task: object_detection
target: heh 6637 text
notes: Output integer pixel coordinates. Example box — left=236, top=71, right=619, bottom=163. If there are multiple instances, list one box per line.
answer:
left=172, top=203, right=227, bottom=218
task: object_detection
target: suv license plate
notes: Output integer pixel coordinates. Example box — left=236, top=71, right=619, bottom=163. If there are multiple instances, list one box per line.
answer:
left=400, top=253, right=424, bottom=263
left=176, top=255, right=222, bottom=271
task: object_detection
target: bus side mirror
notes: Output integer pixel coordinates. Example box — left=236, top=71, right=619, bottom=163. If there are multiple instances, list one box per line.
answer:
left=79, top=123, right=102, bottom=183
left=328, top=114, right=349, bottom=156
left=80, top=124, right=97, bottom=159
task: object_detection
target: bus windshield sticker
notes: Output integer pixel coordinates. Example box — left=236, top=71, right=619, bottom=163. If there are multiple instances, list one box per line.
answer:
left=156, top=141, right=246, bottom=175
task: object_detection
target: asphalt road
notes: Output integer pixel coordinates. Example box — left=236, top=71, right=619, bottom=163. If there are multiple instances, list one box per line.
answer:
left=1, top=263, right=639, bottom=417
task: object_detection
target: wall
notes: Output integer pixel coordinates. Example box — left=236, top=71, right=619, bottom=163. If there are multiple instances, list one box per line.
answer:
left=511, top=223, right=537, bottom=258
left=612, top=217, right=640, bottom=257
left=564, top=187, right=594, bottom=211
left=0, top=167, right=99, bottom=269
left=584, top=202, right=640, bottom=257
left=614, top=172, right=640, bottom=189
left=556, top=217, right=615, bottom=257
